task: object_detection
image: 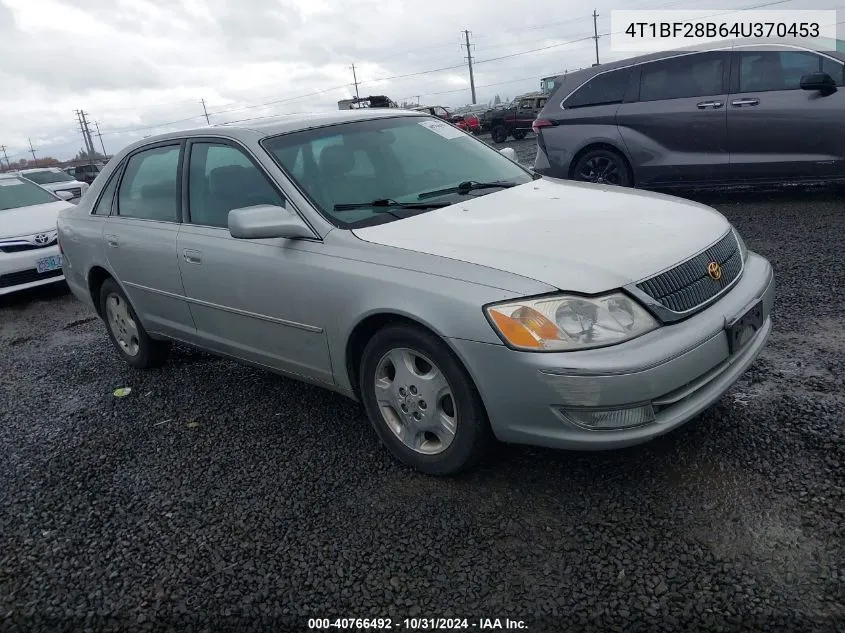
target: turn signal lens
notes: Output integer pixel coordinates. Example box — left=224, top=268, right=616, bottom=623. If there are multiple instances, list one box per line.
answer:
left=486, top=292, right=659, bottom=352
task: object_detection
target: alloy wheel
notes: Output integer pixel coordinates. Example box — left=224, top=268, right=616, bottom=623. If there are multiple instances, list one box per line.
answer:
left=373, top=347, right=458, bottom=455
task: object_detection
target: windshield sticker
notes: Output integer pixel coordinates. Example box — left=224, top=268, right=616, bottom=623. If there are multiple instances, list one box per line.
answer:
left=0, top=180, right=23, bottom=187
left=418, top=119, right=466, bottom=140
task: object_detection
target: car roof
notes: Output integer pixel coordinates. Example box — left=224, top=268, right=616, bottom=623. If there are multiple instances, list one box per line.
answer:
left=19, top=167, right=59, bottom=173
left=116, top=109, right=428, bottom=156
left=555, top=40, right=845, bottom=92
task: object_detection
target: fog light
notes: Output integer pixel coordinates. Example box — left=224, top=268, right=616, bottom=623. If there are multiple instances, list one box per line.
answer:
left=559, top=404, right=655, bottom=430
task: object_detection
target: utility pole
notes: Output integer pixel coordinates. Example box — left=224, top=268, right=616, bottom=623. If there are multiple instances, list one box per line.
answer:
left=94, top=121, right=108, bottom=157
left=28, top=138, right=37, bottom=163
left=0, top=145, right=9, bottom=169
left=79, top=111, right=96, bottom=164
left=75, top=110, right=95, bottom=158
left=201, top=98, right=211, bottom=125
left=592, top=9, right=600, bottom=66
left=462, top=30, right=477, bottom=105
left=350, top=64, right=360, bottom=100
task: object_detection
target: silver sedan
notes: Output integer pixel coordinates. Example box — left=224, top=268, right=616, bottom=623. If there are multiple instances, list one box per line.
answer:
left=57, top=109, right=774, bottom=475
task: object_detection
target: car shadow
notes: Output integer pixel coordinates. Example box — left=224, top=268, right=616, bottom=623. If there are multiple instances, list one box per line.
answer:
left=0, top=281, right=70, bottom=310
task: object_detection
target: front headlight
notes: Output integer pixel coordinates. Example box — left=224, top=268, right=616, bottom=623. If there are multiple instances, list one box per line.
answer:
left=732, top=226, right=748, bottom=262
left=485, top=292, right=659, bottom=352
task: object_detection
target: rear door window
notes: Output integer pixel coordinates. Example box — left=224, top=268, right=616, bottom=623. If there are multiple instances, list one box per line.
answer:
left=116, top=145, right=181, bottom=222
left=563, top=68, right=632, bottom=108
left=639, top=52, right=726, bottom=101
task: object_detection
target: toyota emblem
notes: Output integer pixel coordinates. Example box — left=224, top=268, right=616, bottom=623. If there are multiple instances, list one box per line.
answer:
left=34, top=233, right=51, bottom=245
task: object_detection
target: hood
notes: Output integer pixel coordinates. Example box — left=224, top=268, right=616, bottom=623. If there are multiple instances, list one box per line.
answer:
left=352, top=178, right=731, bottom=293
left=0, top=201, right=73, bottom=239
left=41, top=180, right=87, bottom=193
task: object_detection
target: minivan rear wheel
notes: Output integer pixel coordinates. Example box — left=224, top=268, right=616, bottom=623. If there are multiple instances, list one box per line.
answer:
left=572, top=148, right=632, bottom=187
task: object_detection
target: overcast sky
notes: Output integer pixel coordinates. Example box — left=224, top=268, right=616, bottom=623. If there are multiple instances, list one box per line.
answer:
left=0, top=0, right=835, bottom=162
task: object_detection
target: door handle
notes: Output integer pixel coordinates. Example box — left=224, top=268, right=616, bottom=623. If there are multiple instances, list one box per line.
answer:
left=183, top=249, right=202, bottom=264
left=696, top=101, right=724, bottom=109
left=105, top=234, right=119, bottom=248
left=731, top=98, right=760, bottom=107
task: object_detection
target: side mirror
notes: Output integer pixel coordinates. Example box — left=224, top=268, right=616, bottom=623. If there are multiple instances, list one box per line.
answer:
left=228, top=204, right=316, bottom=240
left=800, top=72, right=837, bottom=94
left=499, top=147, right=517, bottom=161
left=55, top=191, right=74, bottom=201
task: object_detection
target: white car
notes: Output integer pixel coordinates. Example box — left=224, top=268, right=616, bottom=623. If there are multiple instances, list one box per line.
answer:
left=19, top=167, right=89, bottom=203
left=0, top=173, right=74, bottom=295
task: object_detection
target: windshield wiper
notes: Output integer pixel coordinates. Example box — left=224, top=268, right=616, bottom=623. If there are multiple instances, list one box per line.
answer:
left=417, top=180, right=520, bottom=200
left=334, top=199, right=452, bottom=212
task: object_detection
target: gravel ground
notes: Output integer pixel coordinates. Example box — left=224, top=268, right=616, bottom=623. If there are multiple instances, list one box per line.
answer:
left=1, top=142, right=844, bottom=632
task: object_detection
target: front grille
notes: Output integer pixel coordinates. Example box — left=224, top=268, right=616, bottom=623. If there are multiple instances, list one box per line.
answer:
left=636, top=231, right=742, bottom=314
left=0, top=238, right=57, bottom=253
left=58, top=187, right=81, bottom=198
left=0, top=268, right=63, bottom=288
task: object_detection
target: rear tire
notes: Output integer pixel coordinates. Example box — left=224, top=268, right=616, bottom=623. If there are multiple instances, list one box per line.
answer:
left=512, top=129, right=528, bottom=140
left=99, top=278, right=171, bottom=369
left=359, top=324, right=494, bottom=476
left=491, top=125, right=509, bottom=144
left=571, top=148, right=633, bottom=187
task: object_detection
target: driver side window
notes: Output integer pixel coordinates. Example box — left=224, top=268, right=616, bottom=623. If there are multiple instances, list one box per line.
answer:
left=187, top=142, right=285, bottom=229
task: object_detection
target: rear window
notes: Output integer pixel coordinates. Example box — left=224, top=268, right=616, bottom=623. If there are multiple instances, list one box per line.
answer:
left=563, top=69, right=632, bottom=108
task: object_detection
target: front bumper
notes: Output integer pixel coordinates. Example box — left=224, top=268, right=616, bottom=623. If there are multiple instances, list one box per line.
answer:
left=450, top=252, right=775, bottom=450
left=0, top=245, right=65, bottom=296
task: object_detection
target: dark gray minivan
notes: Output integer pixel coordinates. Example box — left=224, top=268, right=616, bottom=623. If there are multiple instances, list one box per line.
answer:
left=533, top=42, right=845, bottom=189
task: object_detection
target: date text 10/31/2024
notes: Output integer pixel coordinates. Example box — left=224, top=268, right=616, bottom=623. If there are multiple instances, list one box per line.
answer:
left=308, top=618, right=528, bottom=630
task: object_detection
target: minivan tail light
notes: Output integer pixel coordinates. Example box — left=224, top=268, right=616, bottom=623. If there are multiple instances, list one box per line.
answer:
left=532, top=119, right=555, bottom=134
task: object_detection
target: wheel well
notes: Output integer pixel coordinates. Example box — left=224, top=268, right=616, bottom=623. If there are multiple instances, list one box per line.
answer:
left=345, top=313, right=441, bottom=400
left=568, top=143, right=633, bottom=183
left=87, top=266, right=112, bottom=317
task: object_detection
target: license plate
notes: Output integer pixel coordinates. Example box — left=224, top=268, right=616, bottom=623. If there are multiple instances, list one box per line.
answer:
left=726, top=300, right=763, bottom=354
left=36, top=255, right=63, bottom=274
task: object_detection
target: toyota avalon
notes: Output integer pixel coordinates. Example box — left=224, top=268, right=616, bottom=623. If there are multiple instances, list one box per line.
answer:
left=56, top=110, right=774, bottom=475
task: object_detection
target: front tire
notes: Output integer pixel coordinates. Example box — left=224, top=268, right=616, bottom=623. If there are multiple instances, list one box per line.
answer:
left=359, top=324, right=493, bottom=475
left=99, top=278, right=171, bottom=369
left=512, top=129, right=528, bottom=140
left=491, top=125, right=509, bottom=144
left=571, top=148, right=632, bottom=187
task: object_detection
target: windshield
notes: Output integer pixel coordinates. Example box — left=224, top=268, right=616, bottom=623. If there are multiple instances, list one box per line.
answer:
left=263, top=115, right=532, bottom=228
left=0, top=177, right=59, bottom=210
left=24, top=170, right=75, bottom=185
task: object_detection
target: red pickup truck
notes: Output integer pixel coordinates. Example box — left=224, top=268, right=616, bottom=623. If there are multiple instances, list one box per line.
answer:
left=412, top=106, right=481, bottom=135
left=487, top=92, right=548, bottom=143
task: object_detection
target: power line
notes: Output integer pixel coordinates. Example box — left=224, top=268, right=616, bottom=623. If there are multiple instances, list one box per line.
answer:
left=28, top=138, right=37, bottom=162
left=0, top=145, right=10, bottom=169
